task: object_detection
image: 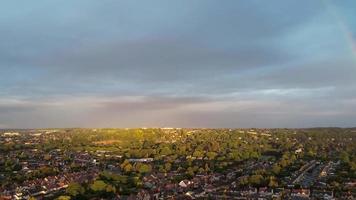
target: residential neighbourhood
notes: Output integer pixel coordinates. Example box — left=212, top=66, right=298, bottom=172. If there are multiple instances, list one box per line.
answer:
left=0, top=128, right=355, bottom=199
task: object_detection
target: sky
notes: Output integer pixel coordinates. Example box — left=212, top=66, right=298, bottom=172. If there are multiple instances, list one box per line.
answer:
left=1, top=0, right=356, bottom=128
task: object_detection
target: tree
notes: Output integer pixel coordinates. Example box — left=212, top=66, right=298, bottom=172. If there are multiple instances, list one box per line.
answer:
left=272, top=164, right=281, bottom=175
left=137, top=164, right=152, bottom=174
left=268, top=176, right=278, bottom=188
left=249, top=151, right=260, bottom=159
left=238, top=176, right=249, bottom=186
left=124, top=163, right=133, bottom=173
left=120, top=159, right=130, bottom=169
left=66, top=182, right=85, bottom=197
left=90, top=180, right=107, bottom=192
left=249, top=175, right=263, bottom=186
left=206, top=152, right=217, bottom=160
left=187, top=167, right=195, bottom=177
left=106, top=184, right=116, bottom=193
left=204, top=163, right=210, bottom=172
left=160, top=146, right=172, bottom=156
left=165, top=162, right=172, bottom=171
left=56, top=196, right=71, bottom=200
left=121, top=160, right=133, bottom=173
left=193, top=150, right=204, bottom=158
left=340, top=151, right=350, bottom=163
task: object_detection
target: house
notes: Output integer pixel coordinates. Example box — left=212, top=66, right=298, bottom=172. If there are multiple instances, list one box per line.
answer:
left=226, top=172, right=236, bottom=180
left=210, top=174, right=222, bottom=182
left=258, top=187, right=273, bottom=196
left=240, top=187, right=257, bottom=196
left=0, top=195, right=12, bottom=200
left=164, top=183, right=176, bottom=191
left=204, top=184, right=215, bottom=193
left=179, top=180, right=192, bottom=188
left=345, top=181, right=356, bottom=188
left=128, top=158, right=154, bottom=163
left=3, top=132, right=20, bottom=137
left=291, top=189, right=310, bottom=197
left=136, top=189, right=151, bottom=200
left=312, top=190, right=334, bottom=199
left=295, top=148, right=303, bottom=154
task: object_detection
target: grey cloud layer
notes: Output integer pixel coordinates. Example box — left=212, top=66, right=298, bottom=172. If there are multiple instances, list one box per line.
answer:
left=1, top=93, right=355, bottom=128
left=0, top=0, right=355, bottom=128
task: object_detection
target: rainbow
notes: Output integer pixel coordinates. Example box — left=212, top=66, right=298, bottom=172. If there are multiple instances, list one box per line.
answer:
left=321, top=0, right=356, bottom=61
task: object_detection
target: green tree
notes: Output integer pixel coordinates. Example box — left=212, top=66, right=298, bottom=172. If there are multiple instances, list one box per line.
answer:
left=121, top=159, right=133, bottom=173
left=206, top=152, right=218, bottom=160
left=187, top=167, right=195, bottom=177
left=340, top=151, right=350, bottom=163
left=124, top=163, right=133, bottom=173
left=272, top=164, right=281, bottom=175
left=137, top=164, right=152, bottom=174
left=90, top=180, right=107, bottom=192
left=66, top=182, right=85, bottom=197
left=165, top=162, right=172, bottom=171
left=106, top=184, right=116, bottom=193
left=56, top=196, right=71, bottom=200
left=193, top=150, right=204, bottom=158
left=268, top=176, right=278, bottom=188
left=249, top=175, right=263, bottom=186
left=160, top=146, right=172, bottom=156
left=238, top=176, right=249, bottom=186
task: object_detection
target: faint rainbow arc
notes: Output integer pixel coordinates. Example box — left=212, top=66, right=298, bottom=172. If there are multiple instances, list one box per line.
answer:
left=321, top=0, right=356, bottom=61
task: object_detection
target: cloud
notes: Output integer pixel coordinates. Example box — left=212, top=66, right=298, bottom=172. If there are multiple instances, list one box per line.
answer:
left=32, top=37, right=291, bottom=83
left=0, top=92, right=355, bottom=128
left=0, top=1, right=355, bottom=127
left=0, top=1, right=321, bottom=92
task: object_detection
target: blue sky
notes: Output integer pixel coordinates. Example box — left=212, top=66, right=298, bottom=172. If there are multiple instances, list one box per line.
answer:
left=0, top=0, right=356, bottom=128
